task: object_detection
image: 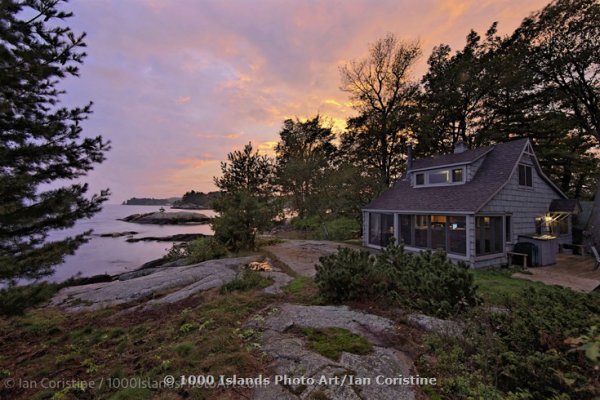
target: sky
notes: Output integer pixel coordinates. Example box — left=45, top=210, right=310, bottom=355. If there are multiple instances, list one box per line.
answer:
left=58, top=0, right=550, bottom=203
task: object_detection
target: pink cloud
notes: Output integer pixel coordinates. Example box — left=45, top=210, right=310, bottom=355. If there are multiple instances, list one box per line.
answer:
left=61, top=0, right=552, bottom=201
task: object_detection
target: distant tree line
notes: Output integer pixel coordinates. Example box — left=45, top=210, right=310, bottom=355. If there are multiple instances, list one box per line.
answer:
left=122, top=197, right=180, bottom=206
left=212, top=0, right=600, bottom=251
left=172, top=191, right=220, bottom=208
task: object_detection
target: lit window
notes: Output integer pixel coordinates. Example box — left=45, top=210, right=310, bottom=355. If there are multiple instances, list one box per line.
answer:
left=452, top=168, right=463, bottom=182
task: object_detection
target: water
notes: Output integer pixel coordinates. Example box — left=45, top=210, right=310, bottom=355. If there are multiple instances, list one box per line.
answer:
left=44, top=204, right=216, bottom=283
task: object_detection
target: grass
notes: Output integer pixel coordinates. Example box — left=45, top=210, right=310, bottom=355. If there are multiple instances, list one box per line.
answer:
left=283, top=276, right=322, bottom=305
left=294, top=327, right=372, bottom=361
left=0, top=288, right=272, bottom=400
left=219, top=269, right=273, bottom=294
left=472, top=268, right=548, bottom=305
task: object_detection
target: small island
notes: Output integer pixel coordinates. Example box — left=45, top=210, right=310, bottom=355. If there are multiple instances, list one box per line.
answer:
left=118, top=211, right=210, bottom=225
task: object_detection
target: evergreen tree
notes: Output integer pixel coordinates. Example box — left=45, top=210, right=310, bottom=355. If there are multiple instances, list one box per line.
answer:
left=0, top=0, right=110, bottom=287
left=275, top=115, right=336, bottom=219
left=212, top=143, right=277, bottom=251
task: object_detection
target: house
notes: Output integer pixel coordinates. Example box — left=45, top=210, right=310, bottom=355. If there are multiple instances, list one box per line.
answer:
left=362, top=138, right=580, bottom=268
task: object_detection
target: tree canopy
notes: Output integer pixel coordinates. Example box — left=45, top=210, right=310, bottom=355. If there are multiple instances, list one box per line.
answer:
left=0, top=0, right=110, bottom=287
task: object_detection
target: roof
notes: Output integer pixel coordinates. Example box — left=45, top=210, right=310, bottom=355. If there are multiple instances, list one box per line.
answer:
left=364, top=138, right=566, bottom=213
left=412, top=145, right=493, bottom=171
left=549, top=199, right=582, bottom=214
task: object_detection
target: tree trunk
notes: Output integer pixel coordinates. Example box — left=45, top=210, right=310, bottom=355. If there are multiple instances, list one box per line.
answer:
left=587, top=176, right=600, bottom=250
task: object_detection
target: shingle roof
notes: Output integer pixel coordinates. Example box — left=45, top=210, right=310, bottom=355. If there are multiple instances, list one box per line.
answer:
left=364, top=138, right=563, bottom=213
left=412, top=145, right=493, bottom=171
left=549, top=199, right=581, bottom=214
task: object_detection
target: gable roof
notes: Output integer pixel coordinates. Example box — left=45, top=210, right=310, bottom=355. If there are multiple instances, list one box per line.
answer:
left=364, top=138, right=566, bottom=213
left=412, top=145, right=493, bottom=171
left=549, top=199, right=581, bottom=214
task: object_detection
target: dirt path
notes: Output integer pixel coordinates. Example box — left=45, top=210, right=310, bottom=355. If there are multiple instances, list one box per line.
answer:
left=264, top=240, right=360, bottom=277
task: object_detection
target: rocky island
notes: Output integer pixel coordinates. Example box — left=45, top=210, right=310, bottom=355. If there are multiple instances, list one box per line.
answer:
left=118, top=211, right=211, bottom=225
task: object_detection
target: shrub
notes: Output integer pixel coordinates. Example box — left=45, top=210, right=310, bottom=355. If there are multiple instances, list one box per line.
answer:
left=315, top=242, right=480, bottom=317
left=420, top=286, right=600, bottom=399
left=186, top=237, right=228, bottom=263
left=314, top=247, right=373, bottom=303
left=291, top=215, right=321, bottom=231
left=320, top=217, right=361, bottom=241
left=291, top=216, right=361, bottom=241
left=0, top=283, right=59, bottom=316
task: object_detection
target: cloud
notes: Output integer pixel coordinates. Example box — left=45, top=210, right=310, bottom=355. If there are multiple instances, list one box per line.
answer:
left=60, top=0, right=551, bottom=201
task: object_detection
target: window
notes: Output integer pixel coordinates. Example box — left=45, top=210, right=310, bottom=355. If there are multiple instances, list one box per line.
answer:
left=452, top=168, right=463, bottom=183
left=518, top=164, right=532, bottom=187
left=430, top=216, right=446, bottom=250
left=369, top=213, right=394, bottom=247
left=415, top=173, right=425, bottom=185
left=505, top=215, right=512, bottom=243
left=415, top=215, right=429, bottom=247
left=399, top=215, right=413, bottom=246
left=448, top=216, right=466, bottom=255
left=429, top=170, right=450, bottom=184
left=476, top=216, right=504, bottom=255
left=550, top=216, right=569, bottom=236
left=397, top=214, right=467, bottom=256
left=415, top=168, right=465, bottom=187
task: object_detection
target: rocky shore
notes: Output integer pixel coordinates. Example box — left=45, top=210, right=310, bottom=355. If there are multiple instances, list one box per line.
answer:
left=118, top=211, right=210, bottom=225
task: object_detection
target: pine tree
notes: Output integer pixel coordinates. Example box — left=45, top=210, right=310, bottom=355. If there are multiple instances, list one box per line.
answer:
left=212, top=143, right=277, bottom=251
left=0, top=0, right=110, bottom=288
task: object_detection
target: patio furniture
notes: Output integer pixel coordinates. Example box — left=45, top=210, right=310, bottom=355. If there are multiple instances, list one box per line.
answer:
left=560, top=243, right=586, bottom=255
left=507, top=251, right=528, bottom=268
left=592, top=246, right=600, bottom=271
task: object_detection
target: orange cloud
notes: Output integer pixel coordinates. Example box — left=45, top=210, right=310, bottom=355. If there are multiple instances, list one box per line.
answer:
left=176, top=158, right=219, bottom=168
left=177, top=95, right=191, bottom=104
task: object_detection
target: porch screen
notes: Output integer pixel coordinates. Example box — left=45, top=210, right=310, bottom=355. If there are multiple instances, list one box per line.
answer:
left=448, top=216, right=466, bottom=255
left=430, top=216, right=446, bottom=250
left=399, top=215, right=413, bottom=246
left=369, top=213, right=394, bottom=246
left=415, top=215, right=428, bottom=247
left=476, top=216, right=503, bottom=255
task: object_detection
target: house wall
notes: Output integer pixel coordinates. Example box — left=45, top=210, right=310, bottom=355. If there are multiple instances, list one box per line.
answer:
left=467, top=157, right=485, bottom=181
left=478, top=153, right=569, bottom=255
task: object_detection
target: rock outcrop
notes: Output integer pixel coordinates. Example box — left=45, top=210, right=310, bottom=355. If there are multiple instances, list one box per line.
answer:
left=118, top=211, right=210, bottom=225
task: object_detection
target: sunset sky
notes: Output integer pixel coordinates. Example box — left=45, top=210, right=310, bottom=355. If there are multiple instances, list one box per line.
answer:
left=60, top=0, right=550, bottom=203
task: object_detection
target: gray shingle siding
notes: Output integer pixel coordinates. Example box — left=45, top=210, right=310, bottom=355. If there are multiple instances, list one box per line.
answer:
left=363, top=138, right=573, bottom=268
left=479, top=152, right=571, bottom=249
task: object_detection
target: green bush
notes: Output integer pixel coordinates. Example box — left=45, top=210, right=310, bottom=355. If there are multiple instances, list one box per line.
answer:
left=420, top=286, right=600, bottom=399
left=186, top=237, right=227, bottom=263
left=315, top=242, right=480, bottom=317
left=313, top=247, right=372, bottom=303
left=0, top=283, right=58, bottom=316
left=291, top=215, right=321, bottom=231
left=291, top=216, right=361, bottom=241
left=320, top=217, right=361, bottom=240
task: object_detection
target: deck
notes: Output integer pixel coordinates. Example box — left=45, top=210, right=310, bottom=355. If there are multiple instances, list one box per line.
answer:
left=512, top=254, right=600, bottom=293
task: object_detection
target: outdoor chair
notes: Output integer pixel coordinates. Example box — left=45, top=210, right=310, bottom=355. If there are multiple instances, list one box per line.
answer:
left=592, top=246, right=600, bottom=271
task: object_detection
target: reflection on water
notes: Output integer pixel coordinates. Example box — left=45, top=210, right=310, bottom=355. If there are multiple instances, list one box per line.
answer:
left=43, top=204, right=216, bottom=283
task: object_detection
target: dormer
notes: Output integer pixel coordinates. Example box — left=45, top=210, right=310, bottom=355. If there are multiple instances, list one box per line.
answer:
left=412, top=166, right=466, bottom=187
left=407, top=140, right=492, bottom=188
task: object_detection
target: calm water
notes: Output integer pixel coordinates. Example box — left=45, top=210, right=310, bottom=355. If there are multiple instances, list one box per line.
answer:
left=44, top=204, right=216, bottom=283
